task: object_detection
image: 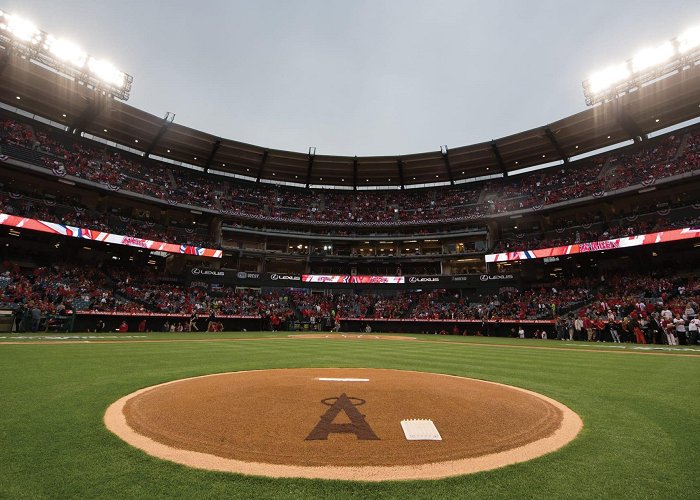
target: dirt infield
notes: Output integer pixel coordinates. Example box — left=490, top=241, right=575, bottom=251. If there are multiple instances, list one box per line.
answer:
left=105, top=368, right=582, bottom=481
left=290, top=334, right=416, bottom=341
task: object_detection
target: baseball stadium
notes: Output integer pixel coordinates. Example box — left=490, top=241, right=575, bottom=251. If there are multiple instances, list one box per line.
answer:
left=0, top=3, right=699, bottom=499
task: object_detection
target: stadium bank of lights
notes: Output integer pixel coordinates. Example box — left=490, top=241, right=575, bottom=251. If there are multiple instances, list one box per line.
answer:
left=0, top=11, right=133, bottom=101
left=583, top=24, right=700, bottom=106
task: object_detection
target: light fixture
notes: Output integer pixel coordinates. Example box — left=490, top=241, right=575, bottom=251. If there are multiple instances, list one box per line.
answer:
left=46, top=36, right=87, bottom=67
left=584, top=25, right=700, bottom=105
left=588, top=63, right=630, bottom=94
left=0, top=12, right=132, bottom=100
left=632, top=42, right=674, bottom=73
left=3, top=13, right=40, bottom=43
left=88, top=57, right=126, bottom=88
left=678, top=25, right=700, bottom=53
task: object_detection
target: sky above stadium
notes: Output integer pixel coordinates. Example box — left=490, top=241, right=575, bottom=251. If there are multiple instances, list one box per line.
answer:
left=5, top=0, right=700, bottom=157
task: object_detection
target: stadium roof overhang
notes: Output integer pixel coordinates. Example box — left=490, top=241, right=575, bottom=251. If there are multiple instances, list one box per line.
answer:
left=2, top=45, right=700, bottom=189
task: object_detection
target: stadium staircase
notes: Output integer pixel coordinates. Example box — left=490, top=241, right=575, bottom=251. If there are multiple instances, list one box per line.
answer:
left=285, top=293, right=306, bottom=323
left=402, top=297, right=421, bottom=319
left=676, top=131, right=691, bottom=159
left=166, top=168, right=177, bottom=188
left=595, top=156, right=616, bottom=181
left=476, top=185, right=491, bottom=204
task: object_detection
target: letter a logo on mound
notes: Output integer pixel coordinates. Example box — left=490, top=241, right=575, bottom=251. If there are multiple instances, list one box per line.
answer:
left=306, top=393, right=380, bottom=440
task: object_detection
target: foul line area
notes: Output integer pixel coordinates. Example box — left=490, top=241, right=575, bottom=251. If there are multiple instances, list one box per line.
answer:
left=0, top=333, right=699, bottom=357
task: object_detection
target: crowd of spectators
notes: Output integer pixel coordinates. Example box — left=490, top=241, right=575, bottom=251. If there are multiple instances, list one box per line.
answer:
left=552, top=273, right=700, bottom=345
left=3, top=117, right=699, bottom=230
left=485, top=162, right=607, bottom=213
left=1, top=255, right=698, bottom=346
left=286, top=283, right=593, bottom=323
left=0, top=261, right=297, bottom=322
left=0, top=190, right=214, bottom=248
left=494, top=208, right=700, bottom=253
left=605, top=134, right=687, bottom=191
left=406, top=284, right=592, bottom=321
left=485, top=132, right=696, bottom=215
left=0, top=262, right=139, bottom=315
left=106, top=267, right=294, bottom=319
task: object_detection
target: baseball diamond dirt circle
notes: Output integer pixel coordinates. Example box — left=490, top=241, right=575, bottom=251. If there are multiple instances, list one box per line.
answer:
left=104, top=368, right=582, bottom=481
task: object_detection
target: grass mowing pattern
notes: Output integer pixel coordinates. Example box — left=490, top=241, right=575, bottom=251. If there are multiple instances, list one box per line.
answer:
left=1, top=334, right=698, bottom=499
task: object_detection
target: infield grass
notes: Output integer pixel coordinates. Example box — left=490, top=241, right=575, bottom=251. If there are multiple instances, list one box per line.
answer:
left=1, top=332, right=698, bottom=499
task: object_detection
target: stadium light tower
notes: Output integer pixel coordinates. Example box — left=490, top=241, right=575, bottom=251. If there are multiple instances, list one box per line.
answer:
left=582, top=23, right=700, bottom=106
left=0, top=11, right=133, bottom=101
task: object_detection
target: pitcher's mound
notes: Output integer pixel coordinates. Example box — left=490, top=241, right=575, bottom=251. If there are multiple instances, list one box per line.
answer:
left=105, top=368, right=582, bottom=481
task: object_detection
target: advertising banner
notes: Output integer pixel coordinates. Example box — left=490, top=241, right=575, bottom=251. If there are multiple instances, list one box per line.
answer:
left=267, top=273, right=303, bottom=283
left=404, top=274, right=518, bottom=286
left=0, top=212, right=222, bottom=258
left=341, top=317, right=554, bottom=324
left=301, top=275, right=405, bottom=284
left=449, top=274, right=517, bottom=284
left=187, top=268, right=302, bottom=286
left=485, top=227, right=700, bottom=263
left=187, top=269, right=517, bottom=289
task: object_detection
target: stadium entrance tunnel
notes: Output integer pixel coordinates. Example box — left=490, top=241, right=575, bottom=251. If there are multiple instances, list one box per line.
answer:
left=105, top=368, right=582, bottom=481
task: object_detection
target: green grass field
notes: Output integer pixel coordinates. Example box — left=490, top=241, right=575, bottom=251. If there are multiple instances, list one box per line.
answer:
left=1, top=332, right=698, bottom=499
